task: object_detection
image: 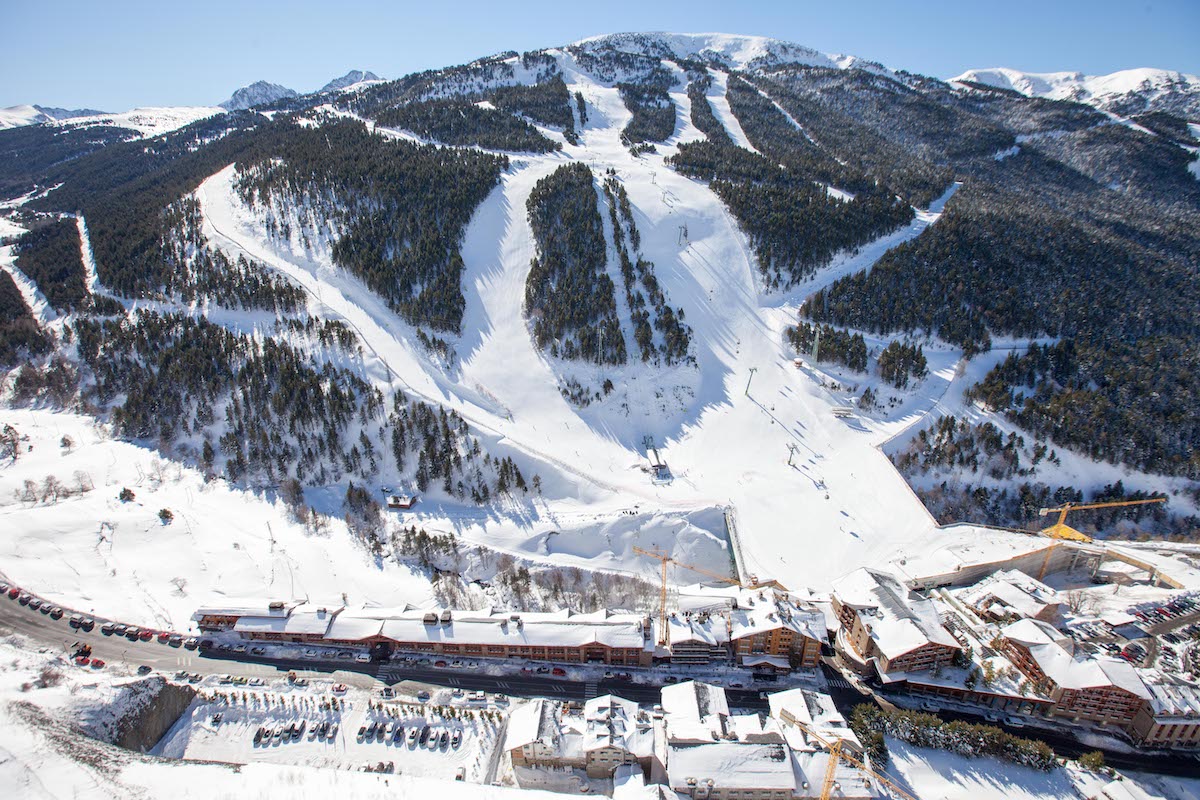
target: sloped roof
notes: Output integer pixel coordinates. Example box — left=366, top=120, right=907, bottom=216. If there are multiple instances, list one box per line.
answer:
left=661, top=681, right=730, bottom=743
left=505, top=698, right=560, bottom=751
left=833, top=568, right=958, bottom=659
left=1003, top=619, right=1150, bottom=698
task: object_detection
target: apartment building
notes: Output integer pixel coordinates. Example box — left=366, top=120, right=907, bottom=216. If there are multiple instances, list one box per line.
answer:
left=831, top=568, right=960, bottom=676
left=1001, top=618, right=1150, bottom=727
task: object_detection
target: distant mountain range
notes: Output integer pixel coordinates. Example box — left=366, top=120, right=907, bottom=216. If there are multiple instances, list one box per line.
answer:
left=0, top=103, right=106, bottom=130
left=1, top=69, right=382, bottom=132
left=953, top=66, right=1200, bottom=119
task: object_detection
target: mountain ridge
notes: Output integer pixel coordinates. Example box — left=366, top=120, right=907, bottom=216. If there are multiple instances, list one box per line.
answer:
left=953, top=65, right=1200, bottom=120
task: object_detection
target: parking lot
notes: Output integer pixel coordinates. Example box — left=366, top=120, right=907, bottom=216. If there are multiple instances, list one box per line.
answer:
left=154, top=679, right=505, bottom=781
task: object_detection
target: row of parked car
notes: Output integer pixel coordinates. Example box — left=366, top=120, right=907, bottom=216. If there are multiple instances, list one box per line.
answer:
left=357, top=719, right=462, bottom=750
left=254, top=719, right=338, bottom=745
left=1134, top=595, right=1199, bottom=625
left=100, top=621, right=199, bottom=649
left=2, top=581, right=202, bottom=655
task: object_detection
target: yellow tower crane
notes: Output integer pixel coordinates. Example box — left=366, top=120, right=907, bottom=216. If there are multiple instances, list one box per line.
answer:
left=633, top=546, right=745, bottom=647
left=1034, top=497, right=1167, bottom=580
left=1037, top=497, right=1167, bottom=543
left=788, top=718, right=917, bottom=800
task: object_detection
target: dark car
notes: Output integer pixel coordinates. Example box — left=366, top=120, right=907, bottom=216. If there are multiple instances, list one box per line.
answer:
left=137, top=665, right=152, bottom=675
left=419, top=725, right=431, bottom=745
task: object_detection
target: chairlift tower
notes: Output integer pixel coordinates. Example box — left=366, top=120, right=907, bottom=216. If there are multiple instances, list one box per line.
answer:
left=677, top=223, right=689, bottom=246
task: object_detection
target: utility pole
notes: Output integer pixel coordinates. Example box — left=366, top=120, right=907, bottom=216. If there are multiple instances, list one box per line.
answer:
left=787, top=443, right=797, bottom=466
left=745, top=367, right=757, bottom=396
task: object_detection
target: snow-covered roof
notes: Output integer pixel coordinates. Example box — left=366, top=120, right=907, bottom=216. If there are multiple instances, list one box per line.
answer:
left=832, top=568, right=959, bottom=660
left=1141, top=679, right=1200, bottom=721
left=768, top=688, right=860, bottom=752
left=673, top=584, right=825, bottom=643
left=324, top=616, right=385, bottom=641
left=232, top=603, right=340, bottom=636
left=505, top=698, right=560, bottom=751
left=663, top=614, right=727, bottom=646
left=742, top=655, right=789, bottom=670
left=1002, top=619, right=1150, bottom=698
left=192, top=599, right=304, bottom=620
left=728, top=713, right=783, bottom=744
left=582, top=695, right=654, bottom=757
left=666, top=742, right=796, bottom=791
left=960, top=569, right=1061, bottom=620
left=661, top=681, right=730, bottom=743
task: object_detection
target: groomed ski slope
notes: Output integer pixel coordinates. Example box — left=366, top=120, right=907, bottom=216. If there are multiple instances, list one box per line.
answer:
left=192, top=48, right=1046, bottom=596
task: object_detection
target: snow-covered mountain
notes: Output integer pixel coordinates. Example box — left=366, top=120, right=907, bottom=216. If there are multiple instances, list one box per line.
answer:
left=319, top=69, right=382, bottom=93
left=572, top=31, right=888, bottom=75
left=953, top=66, right=1200, bottom=120
left=219, top=80, right=298, bottom=110
left=0, top=103, right=105, bottom=130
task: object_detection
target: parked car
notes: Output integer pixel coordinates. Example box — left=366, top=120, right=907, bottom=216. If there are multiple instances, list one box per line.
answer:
left=184, top=638, right=198, bottom=650
left=1005, top=715, right=1026, bottom=728
left=419, top=726, right=431, bottom=745
left=49, top=607, right=63, bottom=620
left=19, top=594, right=32, bottom=606
left=28, top=598, right=43, bottom=610
left=451, top=729, right=462, bottom=748
left=438, top=730, right=449, bottom=749
left=75, top=656, right=90, bottom=666
left=137, top=665, right=152, bottom=675
left=355, top=653, right=371, bottom=663
left=91, top=659, right=105, bottom=669
left=407, top=726, right=419, bottom=745
left=81, top=618, right=95, bottom=632
left=233, top=644, right=247, bottom=653
left=169, top=634, right=184, bottom=647
left=250, top=646, right=265, bottom=655
left=101, top=623, right=116, bottom=635
left=5, top=587, right=19, bottom=599
left=434, top=660, right=448, bottom=668
left=983, top=711, right=1001, bottom=723
left=551, top=667, right=566, bottom=677
left=331, top=683, right=348, bottom=694
left=157, top=632, right=171, bottom=643
left=69, top=614, right=83, bottom=627
left=920, top=701, right=939, bottom=712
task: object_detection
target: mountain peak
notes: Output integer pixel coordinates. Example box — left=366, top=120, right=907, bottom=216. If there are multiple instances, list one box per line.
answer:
left=319, top=70, right=381, bottom=94
left=219, top=80, right=298, bottom=111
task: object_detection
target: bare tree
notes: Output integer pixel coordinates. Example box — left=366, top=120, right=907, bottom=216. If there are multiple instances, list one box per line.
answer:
left=19, top=479, right=38, bottom=504
left=73, top=470, right=94, bottom=493
left=41, top=476, right=67, bottom=504
left=59, top=435, right=75, bottom=453
left=1066, top=589, right=1099, bottom=616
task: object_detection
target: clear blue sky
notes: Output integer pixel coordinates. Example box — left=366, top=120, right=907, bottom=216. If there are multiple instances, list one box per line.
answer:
left=4, top=0, right=1198, bottom=110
